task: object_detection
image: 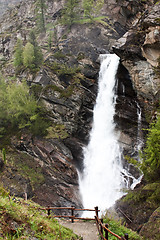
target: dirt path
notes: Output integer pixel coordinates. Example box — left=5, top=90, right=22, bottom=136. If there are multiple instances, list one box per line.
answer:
left=59, top=219, right=99, bottom=240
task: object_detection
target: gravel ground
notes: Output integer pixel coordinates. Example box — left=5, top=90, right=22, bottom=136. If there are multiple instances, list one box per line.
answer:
left=59, top=219, right=99, bottom=240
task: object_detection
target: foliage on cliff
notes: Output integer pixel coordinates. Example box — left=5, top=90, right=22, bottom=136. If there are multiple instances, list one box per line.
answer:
left=141, top=115, right=160, bottom=182
left=0, top=78, right=49, bottom=139
left=103, top=215, right=144, bottom=240
left=14, top=31, right=43, bottom=72
left=0, top=186, right=80, bottom=239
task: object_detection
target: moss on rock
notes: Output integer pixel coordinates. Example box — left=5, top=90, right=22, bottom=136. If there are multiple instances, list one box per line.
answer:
left=140, top=207, right=160, bottom=240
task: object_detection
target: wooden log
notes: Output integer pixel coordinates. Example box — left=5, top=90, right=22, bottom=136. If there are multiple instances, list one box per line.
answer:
left=100, top=219, right=103, bottom=240
left=75, top=208, right=98, bottom=212
left=104, top=224, right=122, bottom=240
left=105, top=224, right=109, bottom=240
left=47, top=206, right=51, bottom=216
left=124, top=233, right=129, bottom=240
left=53, top=215, right=95, bottom=220
left=95, top=206, right=99, bottom=218
left=24, top=192, right=27, bottom=201
left=71, top=206, right=75, bottom=223
left=117, top=208, right=132, bottom=223
left=95, top=217, right=104, bottom=239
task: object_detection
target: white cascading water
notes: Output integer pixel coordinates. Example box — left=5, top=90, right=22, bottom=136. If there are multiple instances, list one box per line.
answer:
left=79, top=54, right=126, bottom=216
left=136, top=102, right=143, bottom=153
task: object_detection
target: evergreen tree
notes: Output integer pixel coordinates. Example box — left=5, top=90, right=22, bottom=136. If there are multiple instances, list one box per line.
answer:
left=35, top=0, right=46, bottom=33
left=61, top=0, right=79, bottom=28
left=23, top=42, right=35, bottom=69
left=82, top=0, right=94, bottom=18
left=48, top=31, right=53, bottom=50
left=94, top=0, right=104, bottom=13
left=0, top=78, right=8, bottom=120
left=7, top=80, right=38, bottom=128
left=141, top=116, right=160, bottom=181
left=0, top=77, right=49, bottom=136
left=29, top=31, right=43, bottom=68
left=13, top=39, right=23, bottom=69
left=82, top=0, right=104, bottom=18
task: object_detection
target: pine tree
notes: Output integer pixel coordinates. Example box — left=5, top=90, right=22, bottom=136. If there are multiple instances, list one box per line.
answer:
left=29, top=31, right=43, bottom=68
left=0, top=78, right=8, bottom=120
left=48, top=31, right=53, bottom=50
left=13, top=39, right=23, bottom=69
left=0, top=77, right=49, bottom=136
left=23, top=42, right=35, bottom=69
left=35, top=0, right=46, bottom=33
left=141, top=116, right=160, bottom=181
left=82, top=0, right=94, bottom=18
left=82, top=0, right=104, bottom=19
left=61, top=0, right=79, bottom=28
left=6, top=80, right=38, bottom=129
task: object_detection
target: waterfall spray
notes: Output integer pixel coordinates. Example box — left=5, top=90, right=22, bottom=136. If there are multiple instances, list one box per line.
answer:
left=79, top=54, right=126, bottom=216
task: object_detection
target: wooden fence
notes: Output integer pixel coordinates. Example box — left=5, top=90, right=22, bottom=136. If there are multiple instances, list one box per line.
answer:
left=44, top=205, right=129, bottom=240
left=46, top=205, right=96, bottom=223
left=95, top=207, right=129, bottom=240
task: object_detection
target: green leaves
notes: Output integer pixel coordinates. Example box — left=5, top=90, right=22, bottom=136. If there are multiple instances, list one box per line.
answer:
left=35, top=0, right=46, bottom=33
left=141, top=116, right=160, bottom=181
left=23, top=42, right=35, bottom=69
left=14, top=32, right=43, bottom=72
left=60, top=0, right=105, bottom=27
left=0, top=79, right=37, bottom=129
left=0, top=78, right=49, bottom=137
left=82, top=0, right=94, bottom=18
left=61, top=0, right=80, bottom=28
left=13, top=39, right=23, bottom=69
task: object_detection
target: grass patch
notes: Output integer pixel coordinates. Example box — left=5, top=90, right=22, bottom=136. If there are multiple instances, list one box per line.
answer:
left=122, top=182, right=160, bottom=209
left=0, top=151, right=45, bottom=189
left=0, top=187, right=80, bottom=239
left=44, top=61, right=81, bottom=76
left=17, top=161, right=45, bottom=187
left=103, top=216, right=143, bottom=240
left=44, top=84, right=75, bottom=99
left=46, top=124, right=69, bottom=139
left=75, top=15, right=117, bottom=33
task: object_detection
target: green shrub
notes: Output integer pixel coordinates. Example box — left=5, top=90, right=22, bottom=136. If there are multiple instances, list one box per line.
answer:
left=2, top=148, right=6, bottom=164
left=103, top=216, right=143, bottom=240
left=53, top=50, right=66, bottom=59
left=13, top=38, right=23, bottom=70
left=0, top=194, right=79, bottom=239
left=141, top=116, right=160, bottom=181
left=46, top=124, right=68, bottom=139
left=0, top=78, right=49, bottom=138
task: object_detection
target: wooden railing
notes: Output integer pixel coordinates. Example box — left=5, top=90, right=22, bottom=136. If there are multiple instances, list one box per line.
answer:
left=95, top=207, right=128, bottom=240
left=45, top=205, right=128, bottom=239
left=46, top=205, right=97, bottom=223
left=20, top=201, right=129, bottom=240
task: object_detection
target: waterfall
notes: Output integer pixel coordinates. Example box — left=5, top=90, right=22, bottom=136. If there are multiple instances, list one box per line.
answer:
left=79, top=54, right=126, bottom=216
left=136, top=102, right=143, bottom=153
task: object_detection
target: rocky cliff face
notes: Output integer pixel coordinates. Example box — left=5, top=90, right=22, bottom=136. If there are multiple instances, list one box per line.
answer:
left=0, top=0, right=21, bottom=16
left=0, top=0, right=159, bottom=223
left=113, top=1, right=160, bottom=111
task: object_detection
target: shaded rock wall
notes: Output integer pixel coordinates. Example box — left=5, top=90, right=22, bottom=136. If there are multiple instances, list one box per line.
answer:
left=113, top=1, right=160, bottom=111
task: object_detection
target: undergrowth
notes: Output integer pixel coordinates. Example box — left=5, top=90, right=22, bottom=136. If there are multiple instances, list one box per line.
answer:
left=103, top=216, right=144, bottom=240
left=0, top=186, right=80, bottom=239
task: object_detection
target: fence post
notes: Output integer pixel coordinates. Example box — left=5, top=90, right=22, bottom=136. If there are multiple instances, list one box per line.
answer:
left=95, top=206, right=99, bottom=218
left=104, top=224, right=109, bottom=240
left=100, top=219, right=103, bottom=239
left=124, top=233, right=128, bottom=240
left=71, top=206, right=74, bottom=223
left=47, top=206, right=51, bottom=216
